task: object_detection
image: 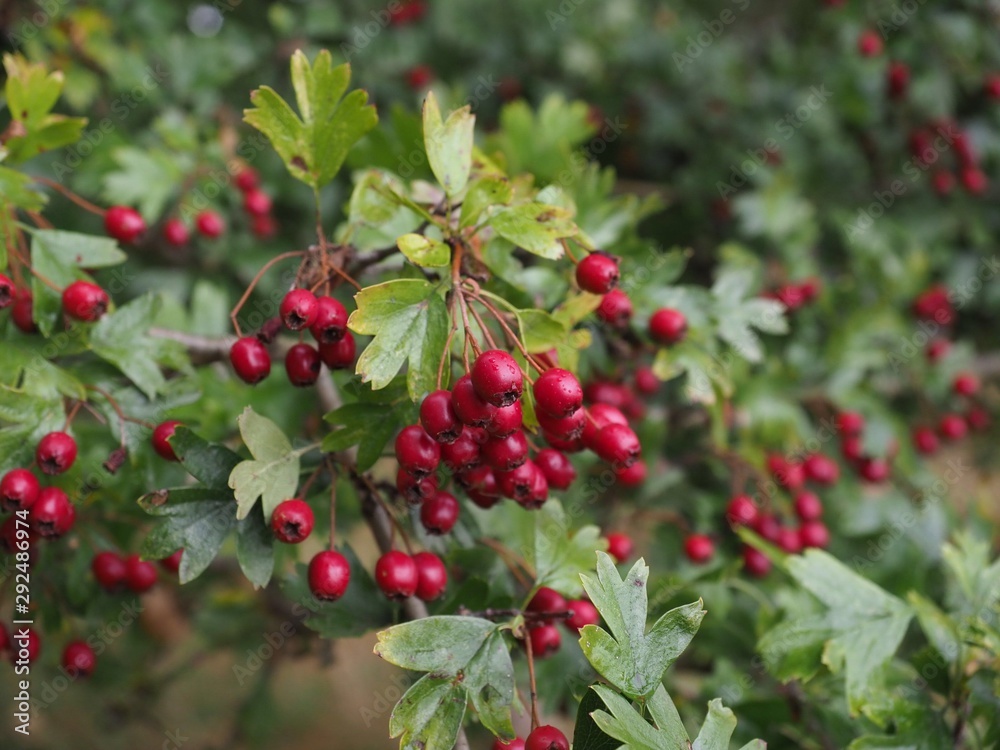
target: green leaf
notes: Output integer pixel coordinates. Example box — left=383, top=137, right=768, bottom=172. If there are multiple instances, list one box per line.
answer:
left=169, top=427, right=241, bottom=489
left=0, top=166, right=46, bottom=211
left=397, top=233, right=451, bottom=268
left=228, top=407, right=302, bottom=521
left=102, top=147, right=184, bottom=222
left=489, top=202, right=576, bottom=260
left=572, top=684, right=622, bottom=750
left=460, top=176, right=512, bottom=228
left=388, top=675, right=467, bottom=750
left=0, top=344, right=85, bottom=400
left=323, top=402, right=403, bottom=471
left=711, top=267, right=787, bottom=363
left=590, top=684, right=669, bottom=749
left=908, top=592, right=961, bottom=664
left=422, top=91, right=475, bottom=198
left=692, top=698, right=738, bottom=750
left=236, top=503, right=275, bottom=590
left=89, top=294, right=174, bottom=398
left=580, top=552, right=705, bottom=701
left=244, top=50, right=377, bottom=190
left=530, top=499, right=605, bottom=596
left=349, top=279, right=449, bottom=401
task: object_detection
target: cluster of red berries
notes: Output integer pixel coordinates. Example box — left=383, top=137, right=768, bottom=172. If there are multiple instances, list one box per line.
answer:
left=388, top=0, right=426, bottom=25
left=835, top=411, right=893, bottom=484
left=761, top=277, right=822, bottom=312
left=0, top=626, right=96, bottom=679
left=307, top=547, right=448, bottom=603
left=522, top=586, right=600, bottom=663
left=913, top=373, right=989, bottom=454
left=0, top=271, right=112, bottom=335
left=908, top=123, right=988, bottom=197
left=229, top=288, right=356, bottom=386
left=91, top=550, right=163, bottom=594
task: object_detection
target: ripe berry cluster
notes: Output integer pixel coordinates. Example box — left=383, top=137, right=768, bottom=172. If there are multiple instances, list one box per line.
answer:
left=306, top=547, right=448, bottom=603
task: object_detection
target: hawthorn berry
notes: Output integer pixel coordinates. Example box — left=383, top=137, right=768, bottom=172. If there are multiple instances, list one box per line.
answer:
left=684, top=534, right=715, bottom=564
left=242, top=189, right=273, bottom=216
left=565, top=599, right=599, bottom=632
left=162, top=218, right=190, bottom=246
left=725, top=494, right=758, bottom=526
left=0, top=469, right=40, bottom=512
left=585, top=380, right=631, bottom=408
left=926, top=339, right=951, bottom=362
left=494, top=738, right=526, bottom=750
left=62, top=280, right=109, bottom=322
left=412, top=551, right=448, bottom=601
left=634, top=367, right=659, bottom=395
left=596, top=288, right=633, bottom=327
left=375, top=550, right=418, bottom=599
left=614, top=459, right=647, bottom=486
left=743, top=546, right=771, bottom=577
left=533, top=368, right=583, bottom=418
left=496, top=460, right=538, bottom=501
left=858, top=29, right=883, bottom=57
left=938, top=413, right=967, bottom=441
left=195, top=210, right=225, bottom=238
left=952, top=372, right=979, bottom=397
left=62, top=641, right=96, bottom=678
left=966, top=407, right=990, bottom=432
left=309, top=550, right=351, bottom=601
left=793, top=491, right=823, bottom=521
left=152, top=420, right=183, bottom=461
left=913, top=426, right=939, bottom=455
left=420, top=491, right=460, bottom=535
left=0, top=273, right=14, bottom=309
left=580, top=403, right=629, bottom=451
left=527, top=624, right=561, bottom=659
left=318, top=333, right=356, bottom=369
left=753, top=514, right=782, bottom=544
left=887, top=60, right=910, bottom=99
left=160, top=549, right=183, bottom=573
left=534, top=449, right=576, bottom=490
left=486, top=401, right=523, bottom=438
left=104, top=205, right=146, bottom=243
left=541, top=431, right=584, bottom=453
left=799, top=521, right=830, bottom=549
left=420, top=390, right=462, bottom=443
left=985, top=73, right=1000, bottom=99
left=440, top=428, right=482, bottom=472
left=285, top=343, right=322, bottom=387
left=521, top=464, right=550, bottom=509
left=0, top=516, right=35, bottom=554
left=525, top=725, right=569, bottom=750
left=11, top=289, right=37, bottom=333
left=271, top=498, right=315, bottom=543
left=471, top=349, right=524, bottom=407
left=840, top=436, right=863, bottom=463
left=36, top=431, right=77, bottom=475
left=457, top=465, right=501, bottom=509
left=16, top=629, right=41, bottom=663
left=605, top=532, right=633, bottom=563
left=92, top=551, right=127, bottom=591
left=932, top=171, right=956, bottom=197
left=592, top=423, right=641, bottom=467
left=537, top=407, right=586, bottom=440
left=280, top=289, right=319, bottom=331
left=396, top=468, right=438, bottom=505
left=451, top=375, right=497, bottom=427
left=837, top=411, right=865, bottom=435
left=769, top=456, right=804, bottom=491
left=230, top=337, right=272, bottom=384
left=309, top=296, right=349, bottom=344
left=395, top=425, right=440, bottom=477
left=649, top=308, right=688, bottom=345
left=858, top=457, right=890, bottom=483
left=406, top=64, right=433, bottom=89
left=961, top=166, right=988, bottom=195
left=778, top=525, right=804, bottom=554
left=575, top=252, right=620, bottom=294
left=528, top=587, right=567, bottom=621
left=251, top=214, right=277, bottom=238
left=482, top=431, right=529, bottom=471
left=124, top=554, right=158, bottom=593
left=912, top=286, right=953, bottom=324
left=234, top=167, right=259, bottom=192
left=803, top=453, right=839, bottom=485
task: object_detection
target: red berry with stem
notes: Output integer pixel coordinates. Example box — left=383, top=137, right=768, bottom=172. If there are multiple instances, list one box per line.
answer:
left=525, top=725, right=569, bottom=750
left=280, top=289, right=319, bottom=331
left=684, top=534, right=715, bottom=564
left=0, top=273, right=14, bottom=309
left=92, top=551, right=127, bottom=591
left=397, top=468, right=438, bottom=505
left=793, top=491, right=823, bottom=521
left=0, top=469, right=40, bottom=512
left=309, top=550, right=351, bottom=601
left=471, top=349, right=524, bottom=407
left=11, top=289, right=36, bottom=333
left=375, top=550, right=418, bottom=599
left=533, top=368, right=583, bottom=418
left=743, top=546, right=771, bottom=577
left=62, top=280, right=109, bottom=322
left=913, top=426, right=939, bottom=455
left=799, top=521, right=830, bottom=549
left=496, top=460, right=538, bottom=501
left=565, top=599, right=599, bottom=632
left=62, top=641, right=96, bottom=678
left=803, top=454, right=839, bottom=485
left=309, top=296, right=349, bottom=344
left=420, top=491, right=460, bottom=535
left=440, top=428, right=482, bottom=472
left=271, top=498, right=314, bottom=543
left=778, top=526, right=803, bottom=554
left=235, top=167, right=259, bottom=192
left=520, top=464, right=550, bottom=509
left=534, top=449, right=576, bottom=489
left=575, top=252, right=620, bottom=294
left=528, top=587, right=567, bottom=621
left=938, top=413, right=967, bottom=441
left=285, top=343, right=321, bottom=387
left=162, top=218, right=189, bottom=246
left=859, top=457, right=890, bottom=483
left=230, top=337, right=271, bottom=384
left=124, top=554, right=157, bottom=592
left=104, top=206, right=146, bottom=243
left=486, top=400, right=523, bottom=438
left=605, top=532, right=633, bottom=563
left=837, top=411, right=865, bottom=435
left=151, top=420, right=183, bottom=461
left=526, top=624, right=561, bottom=659
left=395, top=425, right=440, bottom=477
left=753, top=514, right=782, bottom=543
left=412, top=551, right=448, bottom=601
left=726, top=494, right=759, bottom=526
left=581, top=403, right=629, bottom=450
left=952, top=372, right=979, bottom=397
left=596, top=289, right=633, bottom=327
left=318, top=333, right=356, bottom=370
left=537, top=407, right=586, bottom=440
left=457, top=464, right=501, bottom=508
left=195, top=210, right=225, bottom=238
left=160, top=549, right=183, bottom=573
left=649, top=308, right=688, bottom=345
left=482, top=431, right=529, bottom=471
left=420, top=390, right=462, bottom=443
left=887, top=60, right=910, bottom=98
left=451, top=375, right=497, bottom=427
left=634, top=367, right=659, bottom=395
left=243, top=189, right=272, bottom=216
left=36, top=432, right=77, bottom=475
left=592, top=423, right=641, bottom=467
left=614, top=459, right=647, bottom=486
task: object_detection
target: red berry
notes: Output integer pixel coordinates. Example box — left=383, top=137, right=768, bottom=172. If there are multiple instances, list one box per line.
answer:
left=406, top=64, right=434, bottom=90
left=62, top=641, right=96, bottom=678
left=841, top=436, right=863, bottom=463
left=528, top=587, right=567, bottom=620
left=451, top=375, right=498, bottom=427
left=753, top=514, right=782, bottom=543
left=649, top=308, right=687, bottom=345
left=36, top=432, right=77, bottom=475
left=634, top=367, right=659, bottom=395
left=242, top=189, right=272, bottom=216
left=932, top=171, right=956, bottom=197
left=912, top=286, right=953, bottom=324
left=526, top=624, right=561, bottom=659
left=124, top=554, right=157, bottom=592
left=271, top=498, right=314, bottom=543
left=596, top=289, right=633, bottom=327
left=726, top=494, right=758, bottom=526
left=953, top=372, right=979, bottom=397
left=966, top=407, right=990, bottom=432
left=195, top=210, right=225, bottom=238
left=961, top=166, right=988, bottom=195
left=858, top=457, right=890, bottom=483
left=309, top=297, right=349, bottom=344
left=251, top=214, right=277, bottom=238
left=14, top=629, right=42, bottom=664
left=151, top=420, right=183, bottom=461
left=104, top=206, right=146, bottom=243
left=684, top=534, right=714, bottom=564
left=534, top=449, right=576, bottom=490
left=938, top=413, right=967, bottom=441
left=92, top=551, right=127, bottom=591
left=496, top=460, right=539, bottom=502
left=605, top=532, right=633, bottom=563
left=459, top=465, right=502, bottom=509
left=580, top=403, right=629, bottom=450
left=775, top=525, right=802, bottom=553
left=397, top=468, right=439, bottom=505
left=285, top=343, right=321, bottom=387
left=743, top=546, right=771, bottom=577
left=926, top=338, right=951, bottom=362
left=309, top=550, right=351, bottom=601
left=887, top=60, right=909, bottom=99
left=541, top=431, right=584, bottom=453
left=493, top=740, right=525, bottom=750
left=803, top=454, right=839, bottom=485
left=533, top=369, right=583, bottom=418
left=0, top=273, right=14, bottom=309
left=575, top=252, right=620, bottom=294
left=375, top=550, right=418, bottom=599
left=0, top=469, right=40, bottom=512
left=537, top=407, right=586, bottom=440
left=420, top=491, right=460, bottom=535
left=793, top=491, right=823, bottom=521
left=160, top=549, right=183, bottom=573
left=471, top=350, right=524, bottom=407
left=11, top=289, right=36, bottom=333
left=395, top=425, right=440, bottom=477
left=482, top=431, right=529, bottom=471
left=0, top=515, right=36, bottom=553
left=318, top=333, right=356, bottom=369
left=234, top=167, right=259, bottom=192
left=486, top=401, right=523, bottom=438
left=420, top=390, right=462, bottom=443
left=520, top=464, right=550, bottom=509
left=799, top=521, right=830, bottom=549
left=858, top=29, right=883, bottom=56
left=525, top=725, right=569, bottom=750
left=837, top=411, right=865, bottom=435
left=614, top=459, right=647, bottom=486
left=440, top=428, right=482, bottom=472
left=770, top=457, right=804, bottom=491
left=985, top=73, right=1000, bottom=99
left=162, top=218, right=189, bottom=246
left=584, top=380, right=631, bottom=408
left=280, top=289, right=319, bottom=331
left=230, top=337, right=272, bottom=384
left=564, top=599, right=599, bottom=632
left=913, top=426, right=939, bottom=455
left=412, top=551, right=448, bottom=601
left=62, top=280, right=109, bottom=322
left=592, top=423, right=641, bottom=467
